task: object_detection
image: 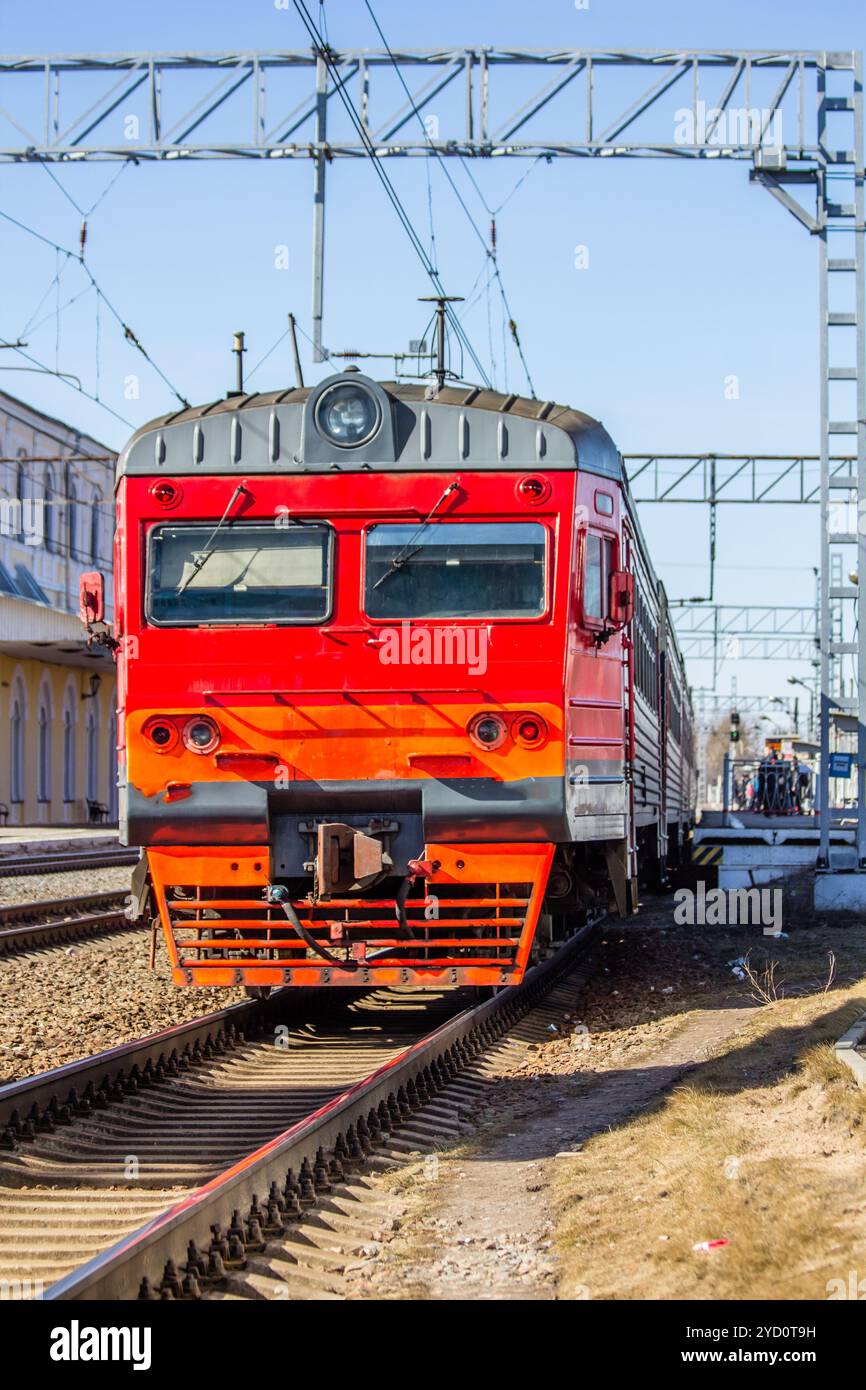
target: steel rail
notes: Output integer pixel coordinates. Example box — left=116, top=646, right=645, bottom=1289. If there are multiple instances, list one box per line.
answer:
left=0, top=889, right=133, bottom=954
left=0, top=848, right=138, bottom=878
left=0, top=990, right=294, bottom=1138
left=45, top=920, right=597, bottom=1301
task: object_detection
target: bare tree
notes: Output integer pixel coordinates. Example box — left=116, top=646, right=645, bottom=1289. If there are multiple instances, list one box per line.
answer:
left=701, top=716, right=761, bottom=788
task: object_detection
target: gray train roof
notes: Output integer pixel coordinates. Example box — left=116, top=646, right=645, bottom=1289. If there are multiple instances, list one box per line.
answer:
left=116, top=375, right=624, bottom=483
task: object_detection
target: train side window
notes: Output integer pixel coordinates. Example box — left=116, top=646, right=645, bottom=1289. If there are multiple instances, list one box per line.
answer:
left=595, top=491, right=614, bottom=516
left=584, top=532, right=615, bottom=622
left=584, top=534, right=602, bottom=617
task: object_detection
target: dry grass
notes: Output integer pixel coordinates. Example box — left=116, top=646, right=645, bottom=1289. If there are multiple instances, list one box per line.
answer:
left=740, top=953, right=784, bottom=1004
left=739, top=950, right=838, bottom=1006
left=553, top=988, right=866, bottom=1300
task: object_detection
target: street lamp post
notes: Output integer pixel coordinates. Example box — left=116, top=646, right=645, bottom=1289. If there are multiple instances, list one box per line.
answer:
left=787, top=675, right=816, bottom=741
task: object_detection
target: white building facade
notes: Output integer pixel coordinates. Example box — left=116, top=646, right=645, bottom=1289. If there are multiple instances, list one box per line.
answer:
left=0, top=390, right=117, bottom=826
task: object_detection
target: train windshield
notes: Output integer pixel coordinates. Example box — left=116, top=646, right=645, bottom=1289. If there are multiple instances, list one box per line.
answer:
left=364, top=521, right=546, bottom=619
left=146, top=522, right=332, bottom=624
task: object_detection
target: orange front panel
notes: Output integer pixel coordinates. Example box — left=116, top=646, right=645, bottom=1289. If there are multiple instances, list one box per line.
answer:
left=128, top=698, right=564, bottom=799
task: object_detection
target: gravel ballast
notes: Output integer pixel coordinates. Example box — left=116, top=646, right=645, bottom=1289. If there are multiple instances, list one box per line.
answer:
left=0, top=865, right=133, bottom=908
left=0, top=867, right=246, bottom=1083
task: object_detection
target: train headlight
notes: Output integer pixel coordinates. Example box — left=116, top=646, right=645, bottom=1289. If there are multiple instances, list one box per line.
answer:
left=314, top=382, right=381, bottom=447
left=182, top=716, right=221, bottom=755
left=468, top=712, right=509, bottom=750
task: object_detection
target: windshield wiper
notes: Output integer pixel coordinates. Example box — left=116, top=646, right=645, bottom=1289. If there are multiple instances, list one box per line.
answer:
left=372, top=480, right=460, bottom=590
left=176, top=483, right=250, bottom=595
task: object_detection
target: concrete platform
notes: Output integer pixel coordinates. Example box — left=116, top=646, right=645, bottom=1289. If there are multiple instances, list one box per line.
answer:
left=699, top=809, right=855, bottom=831
left=814, top=873, right=866, bottom=913
left=835, top=1013, right=866, bottom=1086
left=693, top=823, right=854, bottom=889
left=0, top=827, right=120, bottom=857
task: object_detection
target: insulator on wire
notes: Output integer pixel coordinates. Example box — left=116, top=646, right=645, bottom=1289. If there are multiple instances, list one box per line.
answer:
left=79, top=221, right=87, bottom=254
left=490, top=218, right=496, bottom=251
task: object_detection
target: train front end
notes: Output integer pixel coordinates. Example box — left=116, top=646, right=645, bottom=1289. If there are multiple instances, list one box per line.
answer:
left=114, top=374, right=623, bottom=989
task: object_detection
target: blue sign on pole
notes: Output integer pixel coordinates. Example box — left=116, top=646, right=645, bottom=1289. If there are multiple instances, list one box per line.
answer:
left=828, top=752, right=854, bottom=778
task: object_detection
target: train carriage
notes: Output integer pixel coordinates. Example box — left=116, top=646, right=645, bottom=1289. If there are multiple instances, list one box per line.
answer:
left=81, top=371, right=696, bottom=991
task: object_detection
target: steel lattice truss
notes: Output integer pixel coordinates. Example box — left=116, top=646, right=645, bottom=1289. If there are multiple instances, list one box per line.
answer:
left=626, top=454, right=856, bottom=504
left=680, top=637, right=820, bottom=661
left=690, top=692, right=801, bottom=718
left=674, top=604, right=819, bottom=661
left=674, top=604, right=816, bottom=636
left=0, top=48, right=852, bottom=162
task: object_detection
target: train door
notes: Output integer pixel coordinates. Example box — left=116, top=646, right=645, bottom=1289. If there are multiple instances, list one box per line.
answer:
left=621, top=524, right=639, bottom=904
left=657, top=585, right=671, bottom=874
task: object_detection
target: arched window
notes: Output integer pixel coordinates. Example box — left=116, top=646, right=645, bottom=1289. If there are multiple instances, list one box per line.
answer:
left=68, top=478, right=78, bottom=559
left=16, top=451, right=27, bottom=504
left=27, top=469, right=45, bottom=551
left=107, top=711, right=118, bottom=821
left=62, top=690, right=76, bottom=803
left=37, top=691, right=51, bottom=803
left=90, top=492, right=102, bottom=563
left=9, top=677, right=25, bottom=803
left=44, top=467, right=56, bottom=553
left=86, top=706, right=99, bottom=802
left=15, top=451, right=28, bottom=542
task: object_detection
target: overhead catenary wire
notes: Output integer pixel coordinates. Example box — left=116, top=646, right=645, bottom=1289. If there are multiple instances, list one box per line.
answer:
left=0, top=203, right=190, bottom=411
left=291, top=0, right=492, bottom=391
left=0, top=342, right=134, bottom=428
left=246, top=313, right=339, bottom=385
left=459, top=152, right=547, bottom=221
left=362, top=0, right=537, bottom=398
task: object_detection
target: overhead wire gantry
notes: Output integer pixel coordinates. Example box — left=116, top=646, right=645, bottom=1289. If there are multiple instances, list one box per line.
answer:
left=0, top=44, right=862, bottom=870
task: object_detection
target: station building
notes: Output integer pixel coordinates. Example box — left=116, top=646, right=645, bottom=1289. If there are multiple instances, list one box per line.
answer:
left=0, top=390, right=118, bottom=826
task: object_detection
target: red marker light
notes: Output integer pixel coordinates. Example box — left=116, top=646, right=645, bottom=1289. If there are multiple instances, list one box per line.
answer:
left=515, top=475, right=551, bottom=505
left=513, top=713, right=548, bottom=748
left=150, top=479, right=183, bottom=509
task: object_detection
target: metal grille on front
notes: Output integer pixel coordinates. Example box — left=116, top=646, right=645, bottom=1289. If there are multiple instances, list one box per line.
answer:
left=165, top=881, right=533, bottom=973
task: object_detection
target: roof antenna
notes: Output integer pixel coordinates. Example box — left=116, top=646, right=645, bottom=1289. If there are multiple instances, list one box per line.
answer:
left=230, top=330, right=246, bottom=395
left=418, top=295, right=463, bottom=391
left=288, top=313, right=305, bottom=389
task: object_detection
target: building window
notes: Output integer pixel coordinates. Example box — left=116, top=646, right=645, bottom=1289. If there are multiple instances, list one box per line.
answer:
left=63, top=697, right=76, bottom=802
left=10, top=679, right=25, bottom=803
left=44, top=468, right=56, bottom=553
left=91, top=494, right=102, bottom=563
left=37, top=696, right=51, bottom=802
left=68, top=479, right=78, bottom=559
left=15, top=452, right=28, bottom=542
left=86, top=707, right=99, bottom=801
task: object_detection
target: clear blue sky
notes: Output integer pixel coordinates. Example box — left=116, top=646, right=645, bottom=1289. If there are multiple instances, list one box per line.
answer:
left=1, top=0, right=863, bottom=708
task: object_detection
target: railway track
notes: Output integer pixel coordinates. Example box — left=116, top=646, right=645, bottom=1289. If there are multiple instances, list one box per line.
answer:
left=0, top=921, right=598, bottom=1301
left=0, top=847, right=138, bottom=878
left=0, top=889, right=134, bottom=955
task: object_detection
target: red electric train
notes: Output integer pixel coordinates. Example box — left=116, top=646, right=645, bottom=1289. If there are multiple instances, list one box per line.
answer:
left=81, top=371, right=696, bottom=991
